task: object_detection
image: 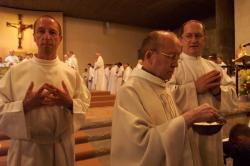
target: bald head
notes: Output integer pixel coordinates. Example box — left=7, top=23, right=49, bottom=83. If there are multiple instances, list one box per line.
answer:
left=34, top=15, right=62, bottom=36
left=138, top=31, right=180, bottom=60
left=140, top=31, right=181, bottom=80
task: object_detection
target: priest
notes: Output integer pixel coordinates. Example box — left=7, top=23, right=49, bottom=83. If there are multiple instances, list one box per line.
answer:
left=93, top=52, right=105, bottom=90
left=122, top=63, right=132, bottom=83
left=167, top=20, right=238, bottom=166
left=111, top=30, right=223, bottom=166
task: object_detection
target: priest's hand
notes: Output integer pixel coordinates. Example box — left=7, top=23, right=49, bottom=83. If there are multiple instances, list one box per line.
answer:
left=23, top=82, right=50, bottom=113
left=210, top=85, right=221, bottom=100
left=182, top=103, right=225, bottom=128
left=23, top=82, right=73, bottom=113
left=41, top=81, right=73, bottom=113
left=195, top=70, right=221, bottom=94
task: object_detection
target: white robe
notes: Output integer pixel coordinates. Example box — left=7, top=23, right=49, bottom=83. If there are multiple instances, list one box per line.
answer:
left=93, top=56, right=105, bottom=91
left=5, top=55, right=19, bottom=66
left=123, top=66, right=132, bottom=83
left=108, top=65, right=118, bottom=94
left=0, top=56, right=90, bottom=166
left=104, top=67, right=110, bottom=91
left=116, top=66, right=124, bottom=91
left=135, top=62, right=142, bottom=69
left=167, top=52, right=238, bottom=166
left=65, top=54, right=79, bottom=71
left=0, top=62, right=7, bottom=67
left=82, top=71, right=88, bottom=85
left=111, top=68, right=197, bottom=166
left=219, top=61, right=227, bottom=73
left=87, top=66, right=95, bottom=90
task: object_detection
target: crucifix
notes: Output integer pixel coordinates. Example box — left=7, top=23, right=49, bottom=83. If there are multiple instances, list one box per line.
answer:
left=6, top=14, right=33, bottom=49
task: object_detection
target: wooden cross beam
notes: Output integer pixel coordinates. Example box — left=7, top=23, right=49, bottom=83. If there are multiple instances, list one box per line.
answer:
left=6, top=14, right=33, bottom=49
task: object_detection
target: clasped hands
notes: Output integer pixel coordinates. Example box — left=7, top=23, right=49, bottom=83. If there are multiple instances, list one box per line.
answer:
left=195, top=70, right=221, bottom=96
left=23, top=81, right=73, bottom=113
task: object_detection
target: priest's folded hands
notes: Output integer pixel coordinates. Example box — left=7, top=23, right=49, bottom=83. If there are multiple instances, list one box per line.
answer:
left=23, top=81, right=73, bottom=113
left=194, top=69, right=221, bottom=95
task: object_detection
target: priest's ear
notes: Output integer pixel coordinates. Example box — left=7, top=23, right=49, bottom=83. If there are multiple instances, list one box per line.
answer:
left=143, top=49, right=155, bottom=66
left=144, top=49, right=154, bottom=60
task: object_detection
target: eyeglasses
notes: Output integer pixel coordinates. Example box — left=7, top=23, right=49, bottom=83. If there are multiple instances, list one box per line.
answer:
left=182, top=33, right=204, bottom=41
left=150, top=49, right=180, bottom=61
left=159, top=51, right=180, bottom=61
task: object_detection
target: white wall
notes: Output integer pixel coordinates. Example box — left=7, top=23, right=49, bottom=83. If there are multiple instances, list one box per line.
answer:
left=235, top=0, right=250, bottom=57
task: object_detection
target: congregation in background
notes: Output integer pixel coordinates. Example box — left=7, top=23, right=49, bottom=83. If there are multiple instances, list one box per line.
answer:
left=82, top=53, right=140, bottom=95
left=0, top=50, right=33, bottom=68
left=0, top=47, right=238, bottom=97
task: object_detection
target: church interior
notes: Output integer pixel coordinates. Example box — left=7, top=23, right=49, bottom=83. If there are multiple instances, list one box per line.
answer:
left=0, top=0, right=250, bottom=166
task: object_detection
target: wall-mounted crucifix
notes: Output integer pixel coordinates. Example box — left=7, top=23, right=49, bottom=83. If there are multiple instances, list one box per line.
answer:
left=6, top=14, right=33, bottom=49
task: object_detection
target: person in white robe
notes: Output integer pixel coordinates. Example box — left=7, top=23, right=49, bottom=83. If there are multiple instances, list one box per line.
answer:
left=104, top=64, right=111, bottom=91
left=87, top=63, right=95, bottom=91
left=116, top=62, right=124, bottom=91
left=135, top=59, right=143, bottom=69
left=65, top=51, right=79, bottom=71
left=5, top=50, right=20, bottom=66
left=22, top=53, right=33, bottom=62
left=167, top=20, right=238, bottom=166
left=0, top=15, right=90, bottom=166
left=111, top=30, right=224, bottom=166
left=208, top=53, right=228, bottom=74
left=108, top=63, right=118, bottom=94
left=0, top=57, right=6, bottom=67
left=123, top=63, right=132, bottom=83
left=216, top=55, right=228, bottom=74
left=82, top=68, right=88, bottom=85
left=93, top=53, right=105, bottom=91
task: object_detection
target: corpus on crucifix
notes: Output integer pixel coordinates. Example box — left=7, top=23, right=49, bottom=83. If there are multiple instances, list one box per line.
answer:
left=6, top=14, right=33, bottom=49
